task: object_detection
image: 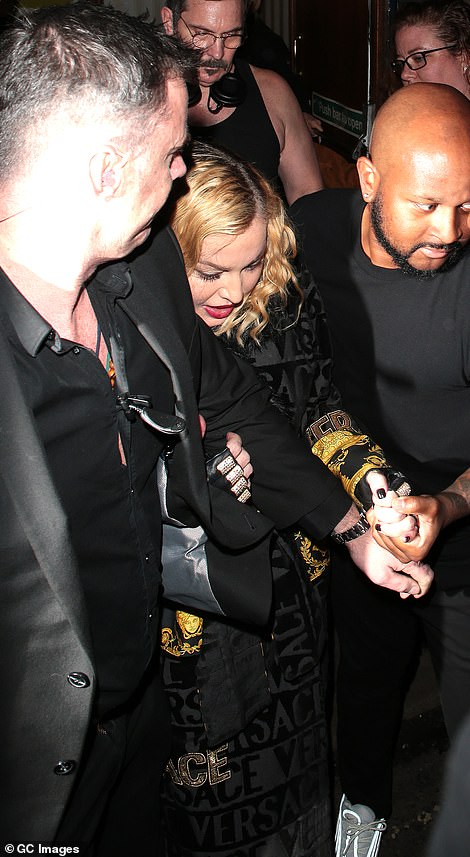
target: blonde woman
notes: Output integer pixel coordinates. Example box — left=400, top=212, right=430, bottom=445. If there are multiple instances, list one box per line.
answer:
left=160, top=142, right=417, bottom=857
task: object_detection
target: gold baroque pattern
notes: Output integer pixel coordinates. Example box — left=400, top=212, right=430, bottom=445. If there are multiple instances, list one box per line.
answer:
left=161, top=610, right=204, bottom=657
left=293, top=532, right=329, bottom=582
left=312, top=432, right=388, bottom=503
left=312, top=431, right=371, bottom=463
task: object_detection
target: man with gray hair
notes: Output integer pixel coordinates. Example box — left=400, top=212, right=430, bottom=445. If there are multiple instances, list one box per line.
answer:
left=0, top=4, right=196, bottom=853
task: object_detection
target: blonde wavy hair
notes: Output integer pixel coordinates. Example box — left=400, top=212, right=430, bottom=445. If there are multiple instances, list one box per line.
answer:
left=170, top=141, right=301, bottom=343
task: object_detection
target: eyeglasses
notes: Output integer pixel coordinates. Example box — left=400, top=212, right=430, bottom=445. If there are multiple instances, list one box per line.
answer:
left=178, top=15, right=245, bottom=50
left=391, top=44, right=457, bottom=75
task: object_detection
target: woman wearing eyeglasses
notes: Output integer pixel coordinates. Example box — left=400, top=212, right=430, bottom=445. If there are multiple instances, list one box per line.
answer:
left=393, top=0, right=470, bottom=98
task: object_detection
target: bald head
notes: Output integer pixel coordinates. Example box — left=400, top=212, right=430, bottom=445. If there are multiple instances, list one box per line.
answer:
left=357, top=83, right=470, bottom=276
left=369, top=83, right=470, bottom=174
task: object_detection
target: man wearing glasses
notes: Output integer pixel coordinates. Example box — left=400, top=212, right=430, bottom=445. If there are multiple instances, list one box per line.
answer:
left=161, top=0, right=323, bottom=204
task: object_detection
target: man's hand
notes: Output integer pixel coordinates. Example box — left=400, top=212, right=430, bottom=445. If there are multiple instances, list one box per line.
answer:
left=303, top=112, right=323, bottom=140
left=386, top=493, right=450, bottom=562
left=346, top=526, right=434, bottom=599
left=377, top=468, right=470, bottom=562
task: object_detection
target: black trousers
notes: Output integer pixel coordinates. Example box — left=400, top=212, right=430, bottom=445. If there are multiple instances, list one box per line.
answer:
left=331, top=549, right=470, bottom=819
left=56, top=670, right=171, bottom=856
left=427, top=711, right=470, bottom=857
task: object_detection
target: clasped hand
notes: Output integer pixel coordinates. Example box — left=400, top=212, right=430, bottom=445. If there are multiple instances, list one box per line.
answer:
left=366, top=471, right=443, bottom=564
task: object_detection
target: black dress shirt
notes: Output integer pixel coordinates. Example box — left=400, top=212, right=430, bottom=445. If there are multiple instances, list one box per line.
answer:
left=0, top=264, right=171, bottom=716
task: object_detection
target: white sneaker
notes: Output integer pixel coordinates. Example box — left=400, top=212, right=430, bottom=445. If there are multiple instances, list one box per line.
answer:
left=335, top=794, right=387, bottom=857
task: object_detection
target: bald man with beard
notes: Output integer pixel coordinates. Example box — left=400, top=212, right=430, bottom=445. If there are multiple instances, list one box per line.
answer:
left=290, top=83, right=470, bottom=857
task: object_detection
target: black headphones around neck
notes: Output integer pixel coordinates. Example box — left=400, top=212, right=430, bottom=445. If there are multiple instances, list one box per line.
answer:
left=187, top=67, right=247, bottom=114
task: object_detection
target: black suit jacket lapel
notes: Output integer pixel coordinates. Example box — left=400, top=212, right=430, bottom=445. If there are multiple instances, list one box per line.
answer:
left=0, top=317, right=91, bottom=653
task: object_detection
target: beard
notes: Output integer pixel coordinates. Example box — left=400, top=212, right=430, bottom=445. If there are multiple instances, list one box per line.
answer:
left=370, top=194, right=465, bottom=279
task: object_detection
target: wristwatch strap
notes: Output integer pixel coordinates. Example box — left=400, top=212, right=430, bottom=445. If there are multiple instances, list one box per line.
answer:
left=331, top=508, right=370, bottom=544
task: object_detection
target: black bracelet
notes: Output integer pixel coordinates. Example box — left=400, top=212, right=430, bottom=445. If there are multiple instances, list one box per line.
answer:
left=331, top=508, right=370, bottom=544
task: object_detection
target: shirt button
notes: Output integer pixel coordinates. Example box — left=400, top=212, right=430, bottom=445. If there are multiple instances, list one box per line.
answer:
left=67, top=672, right=90, bottom=688
left=54, top=760, right=76, bottom=776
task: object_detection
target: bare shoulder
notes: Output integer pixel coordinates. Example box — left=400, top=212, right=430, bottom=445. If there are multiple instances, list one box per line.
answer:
left=250, top=64, right=299, bottom=114
left=249, top=63, right=323, bottom=202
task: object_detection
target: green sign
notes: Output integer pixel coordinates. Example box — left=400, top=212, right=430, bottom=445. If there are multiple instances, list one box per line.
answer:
left=312, top=93, right=364, bottom=138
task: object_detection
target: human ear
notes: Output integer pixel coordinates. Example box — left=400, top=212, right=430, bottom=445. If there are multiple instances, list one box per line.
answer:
left=356, top=155, right=379, bottom=203
left=461, top=52, right=470, bottom=83
left=89, top=146, right=128, bottom=199
left=161, top=7, right=175, bottom=35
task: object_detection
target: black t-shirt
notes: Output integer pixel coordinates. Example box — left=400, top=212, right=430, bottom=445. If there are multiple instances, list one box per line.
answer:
left=291, top=189, right=470, bottom=584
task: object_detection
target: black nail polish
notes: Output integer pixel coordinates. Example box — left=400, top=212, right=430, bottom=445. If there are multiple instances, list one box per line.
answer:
left=377, top=489, right=386, bottom=499
left=404, top=536, right=411, bottom=543
left=375, top=524, right=382, bottom=532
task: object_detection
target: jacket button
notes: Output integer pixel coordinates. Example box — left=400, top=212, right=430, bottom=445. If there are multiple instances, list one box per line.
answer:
left=54, top=760, right=76, bottom=776
left=67, top=672, right=90, bottom=688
